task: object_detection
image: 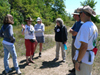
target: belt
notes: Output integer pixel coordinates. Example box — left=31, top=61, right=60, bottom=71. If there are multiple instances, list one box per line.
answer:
left=77, top=49, right=93, bottom=62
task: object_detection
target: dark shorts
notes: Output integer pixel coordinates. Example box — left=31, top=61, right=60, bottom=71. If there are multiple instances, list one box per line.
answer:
left=36, top=36, right=45, bottom=43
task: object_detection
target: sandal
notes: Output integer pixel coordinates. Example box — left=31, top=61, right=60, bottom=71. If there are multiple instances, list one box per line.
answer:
left=26, top=61, right=30, bottom=65
left=29, top=60, right=35, bottom=63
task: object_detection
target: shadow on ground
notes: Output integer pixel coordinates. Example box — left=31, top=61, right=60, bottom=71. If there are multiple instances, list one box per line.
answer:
left=40, top=60, right=63, bottom=69
left=0, top=67, right=17, bottom=75
left=66, top=72, right=76, bottom=75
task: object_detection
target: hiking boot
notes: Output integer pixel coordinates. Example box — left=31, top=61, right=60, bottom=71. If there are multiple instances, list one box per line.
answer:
left=53, top=58, right=58, bottom=61
left=39, top=52, right=41, bottom=57
left=69, top=68, right=75, bottom=72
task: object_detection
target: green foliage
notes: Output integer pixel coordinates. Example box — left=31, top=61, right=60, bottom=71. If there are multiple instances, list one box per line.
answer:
left=0, top=0, right=10, bottom=27
left=8, top=0, right=69, bottom=26
left=80, top=0, right=97, bottom=10
left=80, top=0, right=100, bottom=23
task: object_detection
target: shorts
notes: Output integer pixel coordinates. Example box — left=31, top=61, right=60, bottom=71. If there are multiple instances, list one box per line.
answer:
left=36, top=36, right=45, bottom=43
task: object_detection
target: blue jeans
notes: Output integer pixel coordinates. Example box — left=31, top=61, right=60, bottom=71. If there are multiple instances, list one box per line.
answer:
left=3, top=43, right=19, bottom=72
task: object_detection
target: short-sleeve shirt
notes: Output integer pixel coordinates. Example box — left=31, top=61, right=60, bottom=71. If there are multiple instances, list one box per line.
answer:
left=71, top=21, right=82, bottom=39
left=34, top=23, right=45, bottom=37
left=24, top=25, right=36, bottom=39
left=74, top=21, right=98, bottom=65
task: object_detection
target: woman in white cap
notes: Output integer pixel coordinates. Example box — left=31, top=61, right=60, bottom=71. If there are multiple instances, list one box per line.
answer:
left=34, top=17, right=45, bottom=57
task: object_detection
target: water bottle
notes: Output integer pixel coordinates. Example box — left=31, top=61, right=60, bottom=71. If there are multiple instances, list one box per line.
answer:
left=64, top=44, right=67, bottom=50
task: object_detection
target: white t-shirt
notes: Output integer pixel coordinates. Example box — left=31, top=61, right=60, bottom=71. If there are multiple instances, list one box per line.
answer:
left=73, top=21, right=98, bottom=65
left=24, top=25, right=36, bottom=39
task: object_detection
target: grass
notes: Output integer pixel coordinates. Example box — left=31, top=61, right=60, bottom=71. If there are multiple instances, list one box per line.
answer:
left=0, top=24, right=55, bottom=58
left=44, top=23, right=55, bottom=34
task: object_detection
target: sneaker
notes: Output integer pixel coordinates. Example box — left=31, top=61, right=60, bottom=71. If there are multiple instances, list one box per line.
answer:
left=53, top=58, right=58, bottom=61
left=16, top=69, right=21, bottom=75
left=39, top=52, right=41, bottom=57
left=62, top=60, right=66, bottom=63
left=69, top=68, right=75, bottom=72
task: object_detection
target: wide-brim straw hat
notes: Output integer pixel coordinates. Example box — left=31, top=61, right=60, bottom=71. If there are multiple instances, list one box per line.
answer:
left=77, top=5, right=96, bottom=17
left=25, top=17, right=34, bottom=21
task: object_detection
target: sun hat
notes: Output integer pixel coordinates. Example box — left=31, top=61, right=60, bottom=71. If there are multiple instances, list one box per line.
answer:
left=72, top=9, right=80, bottom=15
left=25, top=17, right=33, bottom=21
left=36, top=17, right=42, bottom=21
left=77, top=5, right=96, bottom=17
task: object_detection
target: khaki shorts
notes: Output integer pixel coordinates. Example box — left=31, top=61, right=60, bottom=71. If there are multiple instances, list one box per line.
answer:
left=76, top=63, right=92, bottom=75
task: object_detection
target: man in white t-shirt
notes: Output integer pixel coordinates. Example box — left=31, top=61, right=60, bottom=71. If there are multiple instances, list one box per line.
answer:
left=73, top=5, right=98, bottom=75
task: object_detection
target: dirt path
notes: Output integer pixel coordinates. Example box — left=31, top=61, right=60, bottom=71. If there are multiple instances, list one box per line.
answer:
left=0, top=32, right=99, bottom=75
left=0, top=45, right=74, bottom=75
left=0, top=33, right=74, bottom=75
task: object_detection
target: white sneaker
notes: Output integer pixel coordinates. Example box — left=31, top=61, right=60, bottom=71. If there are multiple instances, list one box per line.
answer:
left=62, top=60, right=66, bottom=63
left=16, top=69, right=21, bottom=75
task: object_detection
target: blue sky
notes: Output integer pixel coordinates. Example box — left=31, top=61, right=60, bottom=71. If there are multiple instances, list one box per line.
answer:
left=64, top=0, right=100, bottom=15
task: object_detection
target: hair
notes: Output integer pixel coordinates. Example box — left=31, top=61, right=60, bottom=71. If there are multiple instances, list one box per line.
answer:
left=3, top=14, right=14, bottom=25
left=56, top=18, right=64, bottom=26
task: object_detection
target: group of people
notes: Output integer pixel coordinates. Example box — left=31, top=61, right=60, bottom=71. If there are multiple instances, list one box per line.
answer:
left=0, top=5, right=98, bottom=75
left=0, top=16, right=45, bottom=74
left=69, top=5, right=98, bottom=75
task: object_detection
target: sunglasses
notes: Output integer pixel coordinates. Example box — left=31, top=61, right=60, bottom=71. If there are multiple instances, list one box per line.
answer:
left=80, top=12, right=83, bottom=15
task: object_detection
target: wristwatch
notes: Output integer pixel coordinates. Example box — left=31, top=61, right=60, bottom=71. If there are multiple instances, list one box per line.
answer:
left=75, top=60, right=81, bottom=63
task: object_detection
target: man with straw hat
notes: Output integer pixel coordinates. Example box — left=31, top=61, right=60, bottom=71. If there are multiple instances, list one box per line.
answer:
left=73, top=5, right=98, bottom=75
left=69, top=9, right=83, bottom=73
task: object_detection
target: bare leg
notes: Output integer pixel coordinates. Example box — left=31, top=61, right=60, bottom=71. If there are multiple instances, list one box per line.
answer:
left=39, top=43, right=43, bottom=52
left=26, top=56, right=29, bottom=63
left=30, top=55, right=34, bottom=63
left=34, top=41, right=38, bottom=52
left=39, top=43, right=43, bottom=57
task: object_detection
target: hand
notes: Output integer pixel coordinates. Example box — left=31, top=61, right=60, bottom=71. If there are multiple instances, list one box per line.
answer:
left=38, top=29, right=42, bottom=31
left=75, top=62, right=80, bottom=71
left=64, top=42, right=67, bottom=44
left=69, top=29, right=73, bottom=33
left=35, top=39, right=37, bottom=42
left=22, top=24, right=25, bottom=29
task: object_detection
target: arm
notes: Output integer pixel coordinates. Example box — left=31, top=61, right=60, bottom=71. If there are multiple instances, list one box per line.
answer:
left=22, top=24, right=25, bottom=35
left=22, top=29, right=25, bottom=35
left=75, top=41, right=88, bottom=71
left=8, top=25, right=15, bottom=43
left=69, top=29, right=78, bottom=36
left=41, top=24, right=45, bottom=32
left=75, top=25, right=89, bottom=71
left=35, top=24, right=45, bottom=32
left=63, top=26, right=68, bottom=44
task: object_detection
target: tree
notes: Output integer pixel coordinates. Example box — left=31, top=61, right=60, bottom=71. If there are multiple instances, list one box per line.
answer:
left=0, top=0, right=10, bottom=27
left=80, top=0, right=97, bottom=10
left=80, top=0, right=100, bottom=23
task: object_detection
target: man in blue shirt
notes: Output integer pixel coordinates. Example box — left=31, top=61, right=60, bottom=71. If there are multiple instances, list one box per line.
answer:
left=69, top=9, right=83, bottom=73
